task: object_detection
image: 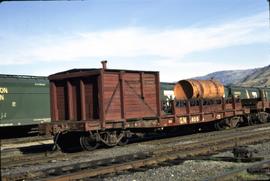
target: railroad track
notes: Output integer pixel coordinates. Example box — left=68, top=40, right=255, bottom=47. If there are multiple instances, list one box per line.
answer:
left=1, top=135, right=52, bottom=145
left=1, top=122, right=268, bottom=158
left=207, top=159, right=270, bottom=181
left=2, top=123, right=270, bottom=168
left=1, top=136, right=53, bottom=155
left=1, top=138, right=53, bottom=161
left=2, top=123, right=270, bottom=181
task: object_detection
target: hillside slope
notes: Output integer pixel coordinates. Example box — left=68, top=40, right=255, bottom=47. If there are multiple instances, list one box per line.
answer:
left=239, top=65, right=270, bottom=87
left=194, top=65, right=270, bottom=87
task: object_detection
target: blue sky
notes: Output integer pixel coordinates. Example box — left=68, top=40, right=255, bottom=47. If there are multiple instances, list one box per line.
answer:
left=0, top=0, right=269, bottom=81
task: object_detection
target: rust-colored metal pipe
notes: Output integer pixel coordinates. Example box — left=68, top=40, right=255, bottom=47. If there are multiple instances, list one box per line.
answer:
left=101, top=60, right=107, bottom=69
left=174, top=79, right=224, bottom=100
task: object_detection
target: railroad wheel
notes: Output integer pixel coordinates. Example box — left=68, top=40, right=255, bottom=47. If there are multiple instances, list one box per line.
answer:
left=214, top=121, right=225, bottom=131
left=53, top=132, right=62, bottom=151
left=225, top=117, right=240, bottom=128
left=80, top=136, right=100, bottom=151
left=245, top=115, right=255, bottom=126
left=54, top=132, right=82, bottom=152
left=250, top=114, right=258, bottom=125
left=215, top=117, right=240, bottom=130
left=117, top=136, right=129, bottom=146
left=243, top=115, right=254, bottom=126
left=257, top=112, right=268, bottom=124
left=248, top=119, right=256, bottom=126
left=215, top=119, right=232, bottom=130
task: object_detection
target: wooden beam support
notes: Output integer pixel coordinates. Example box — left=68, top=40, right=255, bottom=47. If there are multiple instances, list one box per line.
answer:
left=232, top=97, right=236, bottom=116
left=67, top=81, right=74, bottom=120
left=50, top=82, right=59, bottom=121
left=172, top=100, right=177, bottom=123
left=199, top=99, right=203, bottom=121
left=187, top=100, right=191, bottom=124
left=222, top=98, right=226, bottom=118
left=120, top=71, right=126, bottom=119
left=155, top=72, right=161, bottom=118
left=80, top=80, right=86, bottom=121
left=140, top=72, right=145, bottom=99
left=98, top=71, right=105, bottom=128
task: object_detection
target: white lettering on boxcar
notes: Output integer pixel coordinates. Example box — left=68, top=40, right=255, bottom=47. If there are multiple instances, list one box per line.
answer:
left=0, top=123, right=13, bottom=127
left=0, top=95, right=4, bottom=101
left=0, top=112, right=7, bottom=119
left=191, top=116, right=200, bottom=123
left=179, top=117, right=187, bottom=124
left=0, top=87, right=8, bottom=94
left=35, top=83, right=46, bottom=86
left=33, top=118, right=51, bottom=123
left=12, top=101, right=16, bottom=107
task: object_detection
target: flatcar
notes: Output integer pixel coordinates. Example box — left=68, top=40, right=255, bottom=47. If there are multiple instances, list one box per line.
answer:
left=225, top=86, right=270, bottom=124
left=0, top=74, right=50, bottom=137
left=39, top=62, right=270, bottom=151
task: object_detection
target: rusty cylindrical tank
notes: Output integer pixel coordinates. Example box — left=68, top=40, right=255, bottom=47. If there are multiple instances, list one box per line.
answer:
left=174, top=79, right=225, bottom=100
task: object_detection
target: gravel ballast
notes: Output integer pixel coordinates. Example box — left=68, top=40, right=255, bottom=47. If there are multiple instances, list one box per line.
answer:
left=105, top=141, right=270, bottom=181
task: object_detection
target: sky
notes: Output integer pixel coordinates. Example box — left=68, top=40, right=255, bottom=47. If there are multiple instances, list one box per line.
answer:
left=0, top=0, right=269, bottom=81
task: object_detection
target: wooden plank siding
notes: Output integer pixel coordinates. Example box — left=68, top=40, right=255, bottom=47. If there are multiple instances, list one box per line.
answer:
left=50, top=75, right=100, bottom=123
left=47, top=68, right=252, bottom=135
left=55, top=81, right=67, bottom=121
left=103, top=72, right=122, bottom=121
left=103, top=71, right=159, bottom=121
left=171, top=98, right=247, bottom=125
left=49, top=69, right=160, bottom=129
left=50, top=82, right=59, bottom=121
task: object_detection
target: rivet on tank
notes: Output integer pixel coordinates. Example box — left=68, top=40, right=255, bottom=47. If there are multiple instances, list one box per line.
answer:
left=174, top=79, right=225, bottom=100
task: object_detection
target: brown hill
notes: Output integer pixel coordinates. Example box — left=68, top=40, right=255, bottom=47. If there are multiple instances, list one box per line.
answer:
left=239, top=65, right=270, bottom=87
left=194, top=65, right=270, bottom=87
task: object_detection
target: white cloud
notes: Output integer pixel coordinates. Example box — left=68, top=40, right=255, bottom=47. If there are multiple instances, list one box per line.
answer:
left=0, top=11, right=269, bottom=80
left=2, top=12, right=269, bottom=63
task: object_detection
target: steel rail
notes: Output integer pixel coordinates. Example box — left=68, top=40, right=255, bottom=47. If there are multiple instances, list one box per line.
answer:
left=2, top=123, right=269, bottom=168
left=1, top=136, right=52, bottom=148
left=42, top=131, right=270, bottom=181
left=2, top=127, right=270, bottom=181
left=207, top=160, right=270, bottom=181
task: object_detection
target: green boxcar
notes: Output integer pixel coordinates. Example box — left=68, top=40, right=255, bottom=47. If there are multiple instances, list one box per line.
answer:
left=226, top=86, right=259, bottom=99
left=261, top=87, right=270, bottom=100
left=0, top=75, right=50, bottom=127
left=225, top=86, right=270, bottom=100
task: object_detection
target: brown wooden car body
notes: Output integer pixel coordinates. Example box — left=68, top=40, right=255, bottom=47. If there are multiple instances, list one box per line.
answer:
left=41, top=67, right=254, bottom=135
